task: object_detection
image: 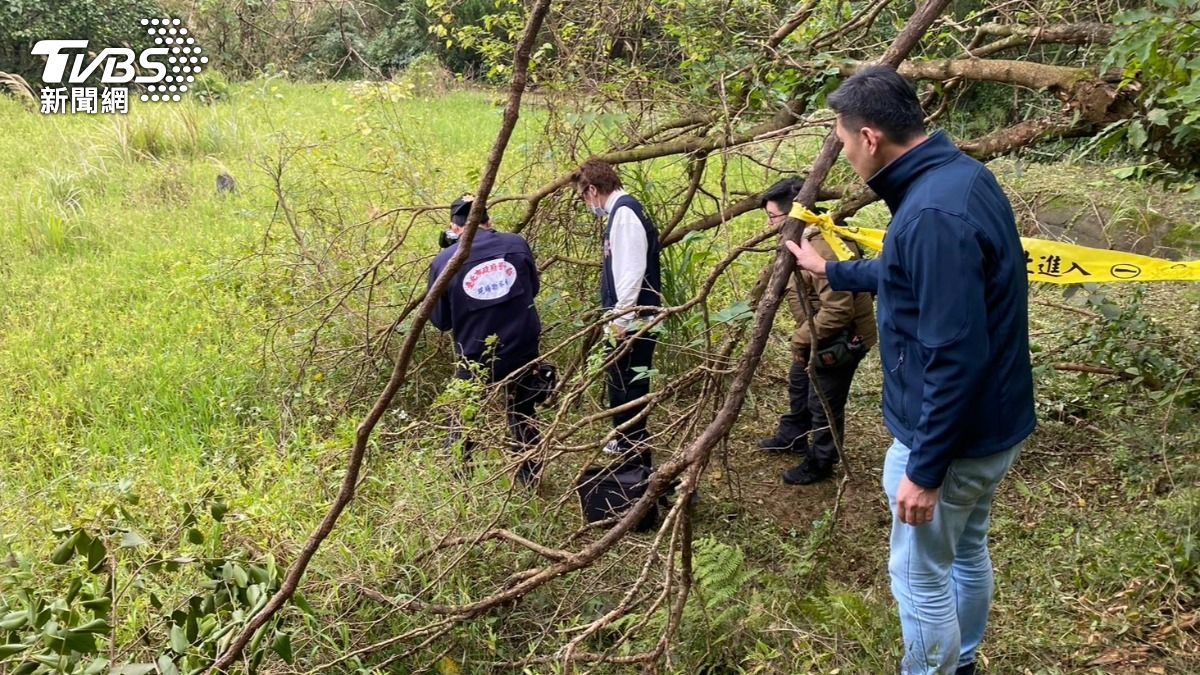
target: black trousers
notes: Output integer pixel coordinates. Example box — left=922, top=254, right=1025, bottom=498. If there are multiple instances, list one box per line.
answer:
left=606, top=335, right=657, bottom=467
left=452, top=353, right=540, bottom=461
left=776, top=355, right=863, bottom=471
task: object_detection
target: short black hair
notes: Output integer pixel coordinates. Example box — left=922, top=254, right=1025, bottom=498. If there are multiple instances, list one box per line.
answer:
left=760, top=177, right=804, bottom=210
left=827, top=65, right=925, bottom=143
left=450, top=194, right=489, bottom=226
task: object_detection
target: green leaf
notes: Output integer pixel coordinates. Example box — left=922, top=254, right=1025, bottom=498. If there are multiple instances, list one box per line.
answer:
left=169, top=623, right=188, bottom=654
left=197, top=616, right=217, bottom=640
left=110, top=664, right=157, bottom=675
left=712, top=300, right=752, bottom=324
left=81, top=597, right=112, bottom=616
left=249, top=626, right=267, bottom=661
left=62, top=629, right=98, bottom=653
left=87, top=538, right=106, bottom=573
left=232, top=565, right=249, bottom=588
left=32, top=654, right=67, bottom=670
left=51, top=532, right=79, bottom=565
left=209, top=502, right=228, bottom=522
left=0, top=643, right=31, bottom=661
left=1110, top=166, right=1139, bottom=180
left=1146, top=108, right=1170, bottom=126
left=1127, top=120, right=1148, bottom=149
left=73, top=530, right=94, bottom=555
left=248, top=564, right=270, bottom=585
left=186, top=528, right=204, bottom=545
left=120, top=530, right=148, bottom=548
left=157, top=654, right=179, bottom=675
left=74, top=618, right=110, bottom=634
left=273, top=632, right=294, bottom=664
left=0, top=612, right=28, bottom=631
left=29, top=597, right=46, bottom=628
left=291, top=593, right=316, bottom=617
left=66, top=577, right=83, bottom=604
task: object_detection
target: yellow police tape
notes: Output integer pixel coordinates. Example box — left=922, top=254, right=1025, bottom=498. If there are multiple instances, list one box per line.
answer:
left=788, top=203, right=1200, bottom=284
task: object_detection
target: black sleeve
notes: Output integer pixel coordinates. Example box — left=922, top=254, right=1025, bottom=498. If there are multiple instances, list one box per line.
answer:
left=428, top=258, right=452, bottom=332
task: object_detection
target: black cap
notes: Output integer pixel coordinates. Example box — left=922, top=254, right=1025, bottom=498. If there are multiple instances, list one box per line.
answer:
left=450, top=194, right=489, bottom=226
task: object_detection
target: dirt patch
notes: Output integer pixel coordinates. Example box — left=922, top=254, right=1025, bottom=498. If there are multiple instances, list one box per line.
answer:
left=696, top=360, right=896, bottom=585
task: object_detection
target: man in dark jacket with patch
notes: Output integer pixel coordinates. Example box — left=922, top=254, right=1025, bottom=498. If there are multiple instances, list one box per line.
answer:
left=429, top=195, right=543, bottom=483
left=788, top=66, right=1035, bottom=675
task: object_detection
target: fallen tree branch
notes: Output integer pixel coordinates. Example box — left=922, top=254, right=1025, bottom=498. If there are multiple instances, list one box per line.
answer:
left=415, top=529, right=573, bottom=565
left=974, top=21, right=1116, bottom=45
left=1031, top=299, right=1102, bottom=320
left=832, top=57, right=1109, bottom=92
left=958, top=113, right=1099, bottom=158
left=662, top=185, right=843, bottom=246
left=1053, top=363, right=1128, bottom=378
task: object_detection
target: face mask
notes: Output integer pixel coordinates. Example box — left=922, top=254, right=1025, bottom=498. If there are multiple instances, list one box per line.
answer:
left=582, top=186, right=607, bottom=218
left=439, top=230, right=459, bottom=249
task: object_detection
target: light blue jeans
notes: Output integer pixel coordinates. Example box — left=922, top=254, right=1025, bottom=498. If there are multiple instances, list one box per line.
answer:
left=883, top=439, right=1022, bottom=674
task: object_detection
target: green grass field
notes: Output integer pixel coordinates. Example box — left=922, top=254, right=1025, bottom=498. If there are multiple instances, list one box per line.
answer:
left=1, top=81, right=1197, bottom=673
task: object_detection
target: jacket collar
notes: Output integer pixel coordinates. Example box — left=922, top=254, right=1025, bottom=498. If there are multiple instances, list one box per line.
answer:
left=866, top=130, right=959, bottom=214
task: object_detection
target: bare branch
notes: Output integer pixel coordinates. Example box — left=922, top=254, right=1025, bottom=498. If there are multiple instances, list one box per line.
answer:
left=974, top=21, right=1116, bottom=44
left=767, top=0, right=822, bottom=50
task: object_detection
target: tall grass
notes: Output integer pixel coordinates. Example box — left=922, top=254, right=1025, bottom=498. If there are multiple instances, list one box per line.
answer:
left=98, top=103, right=240, bottom=162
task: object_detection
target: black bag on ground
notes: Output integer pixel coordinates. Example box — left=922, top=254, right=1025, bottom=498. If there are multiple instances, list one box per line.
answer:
left=576, top=463, right=658, bottom=532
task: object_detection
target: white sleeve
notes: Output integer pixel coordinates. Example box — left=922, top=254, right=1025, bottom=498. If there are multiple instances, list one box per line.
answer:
left=609, top=206, right=648, bottom=328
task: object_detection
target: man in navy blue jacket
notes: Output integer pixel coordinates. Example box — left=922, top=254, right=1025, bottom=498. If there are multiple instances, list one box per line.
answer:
left=429, top=195, right=543, bottom=483
left=788, top=66, right=1035, bottom=675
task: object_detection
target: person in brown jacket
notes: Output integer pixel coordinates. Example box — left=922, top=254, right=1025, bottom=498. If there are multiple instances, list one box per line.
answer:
left=759, top=178, right=877, bottom=484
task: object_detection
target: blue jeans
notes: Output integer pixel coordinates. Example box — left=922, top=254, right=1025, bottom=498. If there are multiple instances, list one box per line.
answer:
left=883, top=439, right=1022, bottom=674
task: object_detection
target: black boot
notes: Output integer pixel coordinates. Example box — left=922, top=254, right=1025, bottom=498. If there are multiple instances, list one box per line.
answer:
left=757, top=433, right=805, bottom=454
left=781, top=462, right=832, bottom=486
left=762, top=361, right=812, bottom=455
left=955, top=663, right=977, bottom=675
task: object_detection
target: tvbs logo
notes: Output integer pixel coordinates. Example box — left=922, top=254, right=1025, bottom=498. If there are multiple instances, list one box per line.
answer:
left=32, top=17, right=207, bottom=114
